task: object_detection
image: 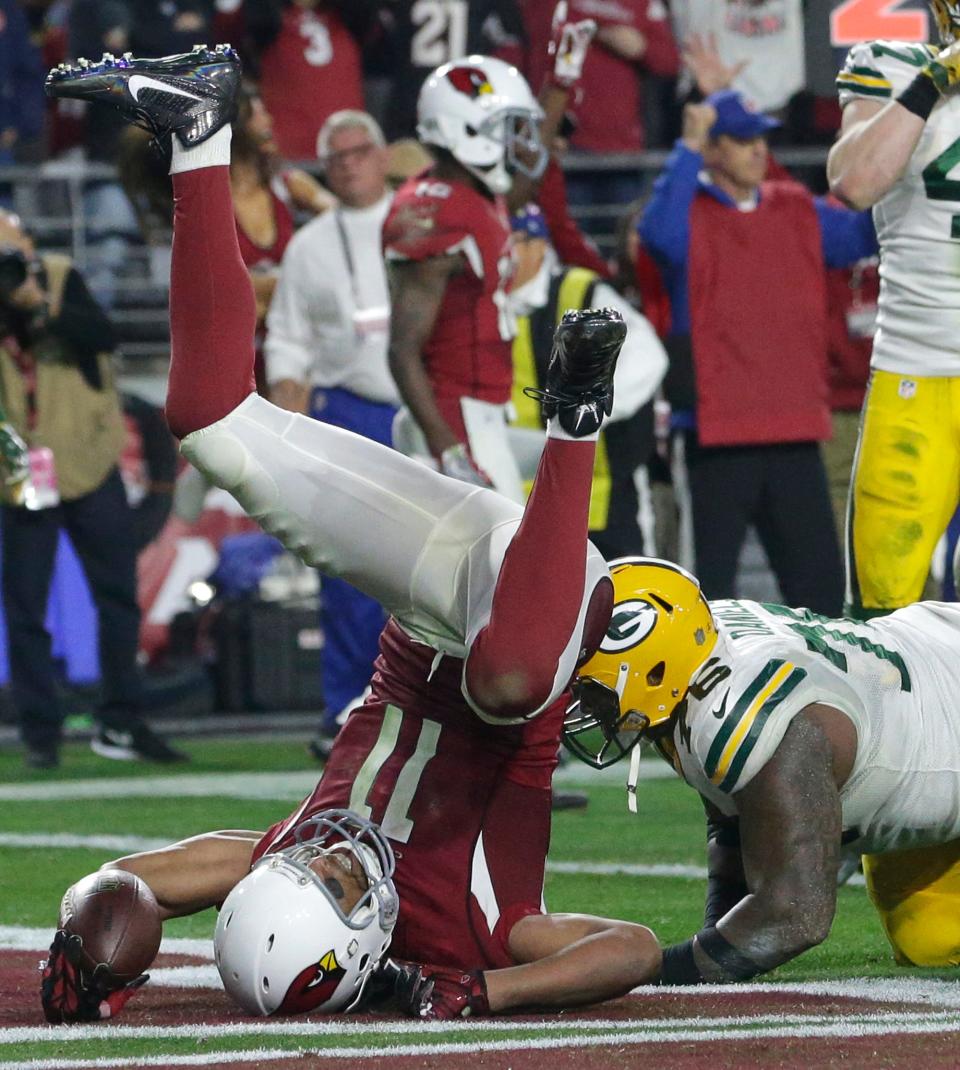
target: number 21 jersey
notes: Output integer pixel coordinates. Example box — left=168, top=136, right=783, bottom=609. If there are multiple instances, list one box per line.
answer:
left=837, top=41, right=960, bottom=375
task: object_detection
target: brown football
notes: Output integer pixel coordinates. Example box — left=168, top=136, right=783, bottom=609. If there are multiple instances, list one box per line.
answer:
left=59, top=869, right=162, bottom=984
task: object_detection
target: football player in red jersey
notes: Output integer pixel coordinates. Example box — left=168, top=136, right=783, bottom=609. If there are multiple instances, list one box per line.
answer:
left=41, top=44, right=660, bottom=1025
left=385, top=9, right=596, bottom=499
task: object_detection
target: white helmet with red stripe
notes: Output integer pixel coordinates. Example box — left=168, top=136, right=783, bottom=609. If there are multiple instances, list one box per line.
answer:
left=213, top=810, right=398, bottom=1015
left=417, top=55, right=547, bottom=195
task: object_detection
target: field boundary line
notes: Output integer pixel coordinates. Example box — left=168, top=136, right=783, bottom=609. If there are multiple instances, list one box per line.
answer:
left=6, top=1012, right=960, bottom=1069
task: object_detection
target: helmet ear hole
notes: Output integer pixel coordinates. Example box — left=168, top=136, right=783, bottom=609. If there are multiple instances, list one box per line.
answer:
left=646, top=661, right=666, bottom=687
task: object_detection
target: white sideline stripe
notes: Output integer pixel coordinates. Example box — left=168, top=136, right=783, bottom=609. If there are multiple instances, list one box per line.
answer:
left=0, top=926, right=211, bottom=960
left=5, top=1008, right=960, bottom=1045
left=6, top=1015, right=960, bottom=1068
left=0, top=772, right=322, bottom=802
left=0, top=762, right=668, bottom=802
left=0, top=833, right=171, bottom=853
left=0, top=832, right=866, bottom=886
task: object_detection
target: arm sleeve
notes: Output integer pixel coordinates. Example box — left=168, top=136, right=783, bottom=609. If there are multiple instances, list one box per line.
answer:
left=815, top=198, right=879, bottom=269
left=836, top=41, right=936, bottom=105
left=693, top=658, right=811, bottom=797
left=264, top=236, right=323, bottom=386
left=638, top=142, right=701, bottom=268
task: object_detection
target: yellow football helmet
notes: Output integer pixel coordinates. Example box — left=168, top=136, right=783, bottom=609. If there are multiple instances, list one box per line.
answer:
left=563, top=557, right=717, bottom=768
left=931, top=0, right=960, bottom=43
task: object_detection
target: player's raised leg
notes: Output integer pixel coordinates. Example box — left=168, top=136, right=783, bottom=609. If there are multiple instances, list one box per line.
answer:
left=45, top=48, right=517, bottom=631
left=462, top=310, right=623, bottom=722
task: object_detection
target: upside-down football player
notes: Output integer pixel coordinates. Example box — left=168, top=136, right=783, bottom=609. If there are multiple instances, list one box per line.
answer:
left=39, top=45, right=662, bottom=1024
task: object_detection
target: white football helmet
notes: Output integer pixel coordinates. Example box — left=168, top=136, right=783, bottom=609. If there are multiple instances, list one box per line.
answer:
left=214, top=810, right=398, bottom=1016
left=416, top=55, right=547, bottom=195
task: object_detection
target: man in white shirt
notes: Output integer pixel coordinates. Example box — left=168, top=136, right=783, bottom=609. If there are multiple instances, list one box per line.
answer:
left=265, top=110, right=397, bottom=757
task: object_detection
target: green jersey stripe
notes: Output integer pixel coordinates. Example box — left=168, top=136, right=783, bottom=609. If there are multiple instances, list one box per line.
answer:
left=704, top=659, right=785, bottom=780
left=869, top=42, right=936, bottom=66
left=718, top=667, right=808, bottom=793
left=836, top=77, right=892, bottom=99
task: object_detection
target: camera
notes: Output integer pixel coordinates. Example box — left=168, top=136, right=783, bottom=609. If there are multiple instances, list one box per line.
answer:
left=0, top=247, right=29, bottom=301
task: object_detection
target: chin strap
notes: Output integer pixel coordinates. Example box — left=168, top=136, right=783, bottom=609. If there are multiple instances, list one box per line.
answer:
left=627, top=742, right=642, bottom=814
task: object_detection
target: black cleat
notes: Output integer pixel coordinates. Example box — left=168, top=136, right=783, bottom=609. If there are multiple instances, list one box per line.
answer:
left=524, top=308, right=627, bottom=437
left=45, top=43, right=241, bottom=149
left=92, top=722, right=188, bottom=764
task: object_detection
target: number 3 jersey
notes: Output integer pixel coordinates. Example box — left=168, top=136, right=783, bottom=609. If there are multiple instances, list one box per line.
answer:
left=672, top=598, right=960, bottom=855
left=837, top=41, right=960, bottom=375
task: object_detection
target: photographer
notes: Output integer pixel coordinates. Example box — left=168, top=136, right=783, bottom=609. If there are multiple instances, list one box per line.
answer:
left=0, top=210, right=185, bottom=769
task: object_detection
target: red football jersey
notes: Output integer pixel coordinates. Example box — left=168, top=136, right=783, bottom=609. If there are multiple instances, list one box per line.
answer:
left=257, top=5, right=364, bottom=161
left=383, top=172, right=515, bottom=442
left=254, top=620, right=561, bottom=971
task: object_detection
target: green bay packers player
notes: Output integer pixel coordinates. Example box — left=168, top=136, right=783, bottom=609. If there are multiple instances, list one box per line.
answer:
left=565, top=559, right=960, bottom=980
left=828, top=1, right=960, bottom=617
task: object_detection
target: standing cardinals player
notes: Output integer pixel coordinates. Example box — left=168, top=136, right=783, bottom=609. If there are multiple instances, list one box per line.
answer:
left=385, top=10, right=596, bottom=500
left=41, top=44, right=660, bottom=1024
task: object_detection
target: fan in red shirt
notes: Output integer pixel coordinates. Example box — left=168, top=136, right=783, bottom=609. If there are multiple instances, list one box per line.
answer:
left=245, top=1, right=370, bottom=161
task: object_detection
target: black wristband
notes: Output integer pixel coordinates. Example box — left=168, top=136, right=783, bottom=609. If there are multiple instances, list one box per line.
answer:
left=703, top=876, right=749, bottom=929
left=897, top=72, right=940, bottom=119
left=659, top=938, right=703, bottom=985
left=696, top=926, right=764, bottom=982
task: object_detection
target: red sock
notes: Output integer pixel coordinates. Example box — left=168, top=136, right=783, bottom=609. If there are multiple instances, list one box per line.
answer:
left=465, top=436, right=605, bottom=718
left=164, top=165, right=256, bottom=440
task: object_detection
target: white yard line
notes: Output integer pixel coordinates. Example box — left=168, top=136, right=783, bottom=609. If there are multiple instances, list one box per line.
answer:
left=0, top=762, right=666, bottom=803
left=4, top=1008, right=960, bottom=1046
left=0, top=833, right=865, bottom=886
left=0, top=926, right=212, bottom=959
left=5, top=1013, right=960, bottom=1069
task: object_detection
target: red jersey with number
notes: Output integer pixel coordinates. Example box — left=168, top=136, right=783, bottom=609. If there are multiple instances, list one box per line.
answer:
left=257, top=5, right=364, bottom=160
left=253, top=619, right=560, bottom=971
left=383, top=172, right=515, bottom=441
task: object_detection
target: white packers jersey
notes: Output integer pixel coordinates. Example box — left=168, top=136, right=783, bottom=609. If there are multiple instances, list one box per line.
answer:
left=672, top=598, right=960, bottom=854
left=837, top=41, right=960, bottom=376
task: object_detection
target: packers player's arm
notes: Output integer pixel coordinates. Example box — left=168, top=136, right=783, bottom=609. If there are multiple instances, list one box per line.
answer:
left=99, top=830, right=262, bottom=921
left=660, top=709, right=842, bottom=984
left=828, top=96, right=928, bottom=210
left=386, top=254, right=463, bottom=459
left=701, top=798, right=747, bottom=928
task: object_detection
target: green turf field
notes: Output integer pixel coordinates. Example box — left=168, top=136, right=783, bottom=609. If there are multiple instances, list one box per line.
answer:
left=0, top=734, right=933, bottom=979
left=3, top=735, right=956, bottom=1069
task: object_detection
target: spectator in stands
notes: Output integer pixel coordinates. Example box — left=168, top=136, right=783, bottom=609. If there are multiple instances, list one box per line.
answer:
left=671, top=2, right=805, bottom=117
left=508, top=204, right=667, bottom=559
left=231, top=82, right=335, bottom=389
left=244, top=1, right=376, bottom=161
left=66, top=2, right=139, bottom=309
left=639, top=91, right=877, bottom=615
left=376, top=0, right=527, bottom=141
left=265, top=110, right=396, bottom=761
left=0, top=0, right=45, bottom=183
left=0, top=209, right=185, bottom=769
left=521, top=0, right=680, bottom=217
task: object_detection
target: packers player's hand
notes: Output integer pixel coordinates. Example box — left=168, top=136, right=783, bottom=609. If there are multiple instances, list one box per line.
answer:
left=924, top=39, right=960, bottom=93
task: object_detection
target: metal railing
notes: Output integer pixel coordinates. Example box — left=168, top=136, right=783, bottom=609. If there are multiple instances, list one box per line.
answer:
left=0, top=146, right=831, bottom=373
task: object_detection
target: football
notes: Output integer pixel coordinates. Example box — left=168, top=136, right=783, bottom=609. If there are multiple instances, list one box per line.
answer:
left=59, top=869, right=162, bottom=985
